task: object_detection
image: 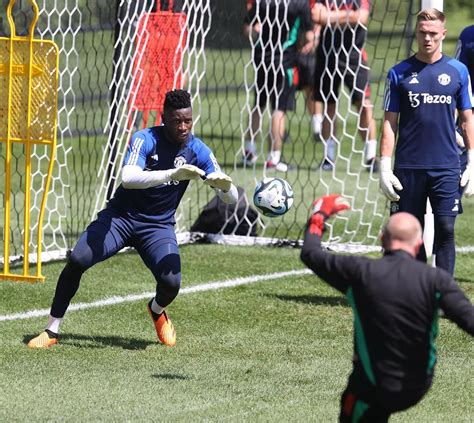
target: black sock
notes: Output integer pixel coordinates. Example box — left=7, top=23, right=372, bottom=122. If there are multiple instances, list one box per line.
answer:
left=45, top=329, right=58, bottom=339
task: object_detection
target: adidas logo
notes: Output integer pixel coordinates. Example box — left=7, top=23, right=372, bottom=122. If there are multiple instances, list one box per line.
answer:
left=452, top=199, right=459, bottom=212
left=409, top=76, right=419, bottom=84
left=151, top=154, right=159, bottom=161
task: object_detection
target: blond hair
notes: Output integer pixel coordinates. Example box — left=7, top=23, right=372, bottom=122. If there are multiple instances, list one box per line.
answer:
left=417, top=8, right=446, bottom=24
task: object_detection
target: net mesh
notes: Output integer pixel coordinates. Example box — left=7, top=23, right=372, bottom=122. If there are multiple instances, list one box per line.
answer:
left=0, top=0, right=418, bottom=265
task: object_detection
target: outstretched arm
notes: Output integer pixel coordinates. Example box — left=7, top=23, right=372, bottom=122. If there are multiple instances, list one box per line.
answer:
left=300, top=195, right=362, bottom=293
left=121, top=164, right=205, bottom=189
left=203, top=172, right=238, bottom=204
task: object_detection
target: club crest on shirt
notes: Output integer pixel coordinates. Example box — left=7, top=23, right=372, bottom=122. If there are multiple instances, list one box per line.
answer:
left=437, top=73, right=450, bottom=86
left=174, top=156, right=187, bottom=168
left=390, top=202, right=399, bottom=214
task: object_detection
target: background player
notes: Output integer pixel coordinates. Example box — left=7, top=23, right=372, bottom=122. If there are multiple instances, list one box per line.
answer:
left=311, top=0, right=378, bottom=172
left=454, top=24, right=474, bottom=193
left=243, top=0, right=314, bottom=172
left=301, top=194, right=474, bottom=422
left=297, top=1, right=323, bottom=140
left=380, top=8, right=474, bottom=276
left=27, top=89, right=238, bottom=348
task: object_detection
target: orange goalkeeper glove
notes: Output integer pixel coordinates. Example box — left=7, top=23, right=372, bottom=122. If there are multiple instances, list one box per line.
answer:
left=308, top=194, right=351, bottom=236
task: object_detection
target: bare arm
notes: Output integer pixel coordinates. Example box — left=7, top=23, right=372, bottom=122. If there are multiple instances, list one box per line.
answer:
left=380, top=111, right=399, bottom=158
left=312, top=4, right=369, bottom=27
left=459, top=108, right=474, bottom=151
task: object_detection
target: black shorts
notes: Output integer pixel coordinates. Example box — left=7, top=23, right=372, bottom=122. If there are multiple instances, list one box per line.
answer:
left=313, top=46, right=370, bottom=104
left=254, top=65, right=298, bottom=112
left=297, top=52, right=316, bottom=90
left=339, top=366, right=431, bottom=423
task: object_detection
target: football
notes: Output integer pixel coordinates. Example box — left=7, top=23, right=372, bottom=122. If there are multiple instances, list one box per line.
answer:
left=253, top=177, right=294, bottom=217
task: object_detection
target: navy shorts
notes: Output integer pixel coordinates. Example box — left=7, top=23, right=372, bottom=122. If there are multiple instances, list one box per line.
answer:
left=254, top=65, right=297, bottom=112
left=391, top=168, right=461, bottom=220
left=74, top=207, right=179, bottom=271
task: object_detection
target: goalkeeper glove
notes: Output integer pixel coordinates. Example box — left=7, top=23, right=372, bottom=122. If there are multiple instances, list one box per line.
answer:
left=170, top=164, right=205, bottom=181
left=461, top=150, right=474, bottom=197
left=308, top=194, right=351, bottom=236
left=455, top=127, right=465, bottom=149
left=379, top=156, right=403, bottom=201
left=204, top=172, right=233, bottom=192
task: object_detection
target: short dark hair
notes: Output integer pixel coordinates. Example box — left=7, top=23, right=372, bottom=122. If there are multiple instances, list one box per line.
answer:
left=163, top=89, right=191, bottom=111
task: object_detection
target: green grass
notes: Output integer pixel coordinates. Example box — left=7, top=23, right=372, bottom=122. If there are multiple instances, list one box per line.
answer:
left=0, top=245, right=473, bottom=421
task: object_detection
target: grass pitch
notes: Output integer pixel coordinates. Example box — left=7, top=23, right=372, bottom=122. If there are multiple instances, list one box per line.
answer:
left=1, top=244, right=473, bottom=421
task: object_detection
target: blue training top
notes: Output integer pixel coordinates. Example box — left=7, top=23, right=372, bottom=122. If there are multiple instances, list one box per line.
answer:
left=109, top=126, right=221, bottom=224
left=455, top=25, right=474, bottom=97
left=383, top=54, right=472, bottom=169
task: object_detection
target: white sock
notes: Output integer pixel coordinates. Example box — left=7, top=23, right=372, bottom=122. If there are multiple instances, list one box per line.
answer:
left=364, top=139, right=377, bottom=162
left=312, top=114, right=322, bottom=134
left=151, top=298, right=164, bottom=316
left=268, top=150, right=281, bottom=164
left=245, top=140, right=256, bottom=154
left=46, top=315, right=62, bottom=334
left=326, top=138, right=336, bottom=162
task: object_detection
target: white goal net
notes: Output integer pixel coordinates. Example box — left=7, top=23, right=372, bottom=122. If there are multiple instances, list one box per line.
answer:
left=0, top=0, right=420, bottom=266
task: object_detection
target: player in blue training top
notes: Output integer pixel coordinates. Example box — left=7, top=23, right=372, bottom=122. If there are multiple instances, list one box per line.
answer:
left=454, top=24, right=474, bottom=196
left=28, top=89, right=238, bottom=349
left=380, top=8, right=474, bottom=276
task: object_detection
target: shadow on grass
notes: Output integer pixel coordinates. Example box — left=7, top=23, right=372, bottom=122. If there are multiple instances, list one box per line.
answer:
left=23, top=333, right=155, bottom=350
left=151, top=373, right=191, bottom=380
left=269, top=294, right=349, bottom=307
left=455, top=277, right=474, bottom=284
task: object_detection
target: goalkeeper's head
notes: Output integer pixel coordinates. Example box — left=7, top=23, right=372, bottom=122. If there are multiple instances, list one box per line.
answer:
left=162, top=89, right=193, bottom=144
left=381, top=212, right=423, bottom=257
left=164, top=89, right=192, bottom=112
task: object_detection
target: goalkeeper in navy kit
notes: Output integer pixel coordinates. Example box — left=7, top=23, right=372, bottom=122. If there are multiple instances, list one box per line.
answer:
left=380, top=8, right=474, bottom=276
left=301, top=194, right=474, bottom=422
left=28, top=89, right=238, bottom=349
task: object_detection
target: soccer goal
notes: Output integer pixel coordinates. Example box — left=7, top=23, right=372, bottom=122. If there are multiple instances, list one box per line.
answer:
left=0, top=0, right=427, bottom=271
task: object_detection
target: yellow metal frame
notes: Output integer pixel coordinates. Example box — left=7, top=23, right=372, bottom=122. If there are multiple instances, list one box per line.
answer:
left=0, top=0, right=59, bottom=283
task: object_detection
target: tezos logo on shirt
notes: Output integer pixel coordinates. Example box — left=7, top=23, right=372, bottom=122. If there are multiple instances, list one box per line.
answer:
left=408, top=91, right=452, bottom=108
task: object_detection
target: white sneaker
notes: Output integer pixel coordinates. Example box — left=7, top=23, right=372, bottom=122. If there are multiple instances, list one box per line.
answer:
left=266, top=160, right=295, bottom=172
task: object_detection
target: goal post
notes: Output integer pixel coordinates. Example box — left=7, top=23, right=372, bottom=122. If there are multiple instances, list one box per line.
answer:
left=1, top=0, right=438, bottom=272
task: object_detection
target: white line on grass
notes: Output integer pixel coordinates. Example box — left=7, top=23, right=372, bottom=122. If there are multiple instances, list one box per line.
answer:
left=0, top=269, right=312, bottom=322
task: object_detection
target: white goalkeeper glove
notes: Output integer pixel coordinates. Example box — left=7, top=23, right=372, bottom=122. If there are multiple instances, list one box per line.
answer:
left=379, top=156, right=403, bottom=201
left=461, top=150, right=474, bottom=197
left=170, top=164, right=205, bottom=181
left=204, top=171, right=233, bottom=192
left=455, top=129, right=465, bottom=149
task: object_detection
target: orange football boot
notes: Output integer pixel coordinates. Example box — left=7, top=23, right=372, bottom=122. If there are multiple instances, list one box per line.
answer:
left=147, top=303, right=176, bottom=347
left=27, top=331, right=58, bottom=349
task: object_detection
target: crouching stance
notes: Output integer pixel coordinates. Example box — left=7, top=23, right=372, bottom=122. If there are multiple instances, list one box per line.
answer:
left=28, top=89, right=238, bottom=348
left=301, top=195, right=474, bottom=422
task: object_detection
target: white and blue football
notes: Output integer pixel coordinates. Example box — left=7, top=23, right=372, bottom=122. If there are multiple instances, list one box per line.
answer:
left=253, top=177, right=294, bottom=217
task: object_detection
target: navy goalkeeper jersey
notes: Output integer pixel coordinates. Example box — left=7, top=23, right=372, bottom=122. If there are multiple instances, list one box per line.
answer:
left=109, top=126, right=220, bottom=224
left=383, top=54, right=472, bottom=169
